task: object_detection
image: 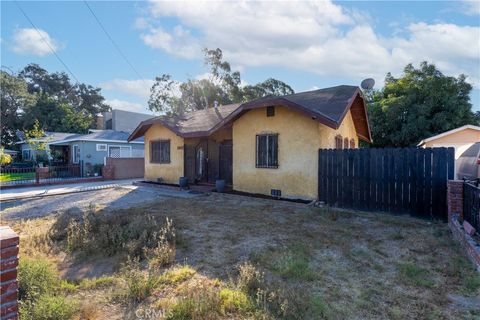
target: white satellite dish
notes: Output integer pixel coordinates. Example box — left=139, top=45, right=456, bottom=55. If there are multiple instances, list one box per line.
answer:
left=361, top=78, right=375, bottom=90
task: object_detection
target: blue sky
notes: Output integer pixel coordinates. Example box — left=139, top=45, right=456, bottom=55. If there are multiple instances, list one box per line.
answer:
left=1, top=0, right=479, bottom=115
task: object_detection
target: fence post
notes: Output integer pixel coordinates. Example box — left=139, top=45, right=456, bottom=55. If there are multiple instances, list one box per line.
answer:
left=35, top=167, right=40, bottom=184
left=0, top=226, right=19, bottom=320
left=447, top=180, right=464, bottom=221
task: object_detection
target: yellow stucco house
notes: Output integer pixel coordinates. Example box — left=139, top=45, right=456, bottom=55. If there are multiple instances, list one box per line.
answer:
left=128, top=85, right=372, bottom=200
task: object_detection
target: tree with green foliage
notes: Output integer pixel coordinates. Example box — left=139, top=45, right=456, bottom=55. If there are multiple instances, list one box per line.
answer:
left=0, top=71, right=37, bottom=147
left=22, top=94, right=91, bottom=133
left=0, top=148, right=12, bottom=166
left=20, top=64, right=110, bottom=128
left=148, top=48, right=294, bottom=116
left=367, top=62, right=479, bottom=147
left=1, top=64, right=110, bottom=147
left=25, top=119, right=50, bottom=164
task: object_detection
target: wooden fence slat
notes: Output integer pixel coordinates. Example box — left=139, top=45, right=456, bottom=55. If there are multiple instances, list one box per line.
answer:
left=447, top=147, right=455, bottom=180
left=423, top=148, right=433, bottom=217
left=317, top=147, right=451, bottom=219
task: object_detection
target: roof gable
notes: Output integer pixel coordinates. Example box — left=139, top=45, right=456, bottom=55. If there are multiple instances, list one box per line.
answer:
left=417, top=125, right=480, bottom=146
left=128, top=85, right=372, bottom=142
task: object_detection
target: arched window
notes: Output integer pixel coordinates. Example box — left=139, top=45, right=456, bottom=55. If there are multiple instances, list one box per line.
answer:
left=344, top=137, right=349, bottom=149
left=335, top=135, right=343, bottom=149
left=350, top=139, right=356, bottom=149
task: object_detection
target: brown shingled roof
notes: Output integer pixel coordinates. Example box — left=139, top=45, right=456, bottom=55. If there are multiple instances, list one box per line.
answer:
left=128, top=85, right=372, bottom=142
left=128, top=103, right=241, bottom=140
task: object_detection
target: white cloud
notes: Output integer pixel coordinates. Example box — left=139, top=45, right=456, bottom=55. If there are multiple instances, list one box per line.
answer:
left=139, top=0, right=480, bottom=88
left=105, top=99, right=151, bottom=114
left=141, top=25, right=200, bottom=59
left=11, top=28, right=61, bottom=56
left=461, top=0, right=480, bottom=15
left=100, top=79, right=155, bottom=100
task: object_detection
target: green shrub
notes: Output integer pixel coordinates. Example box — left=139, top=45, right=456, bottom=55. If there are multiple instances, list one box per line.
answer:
left=273, top=246, right=316, bottom=281
left=236, top=262, right=264, bottom=295
left=167, top=285, right=220, bottom=320
left=78, top=276, right=119, bottom=290
left=20, top=295, right=77, bottom=320
left=160, top=265, right=196, bottom=284
left=54, top=206, right=176, bottom=261
left=18, top=258, right=59, bottom=301
left=219, top=288, right=252, bottom=313
left=119, top=258, right=161, bottom=302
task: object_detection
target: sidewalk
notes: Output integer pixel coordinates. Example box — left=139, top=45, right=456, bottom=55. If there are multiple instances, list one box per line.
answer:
left=0, top=179, right=139, bottom=201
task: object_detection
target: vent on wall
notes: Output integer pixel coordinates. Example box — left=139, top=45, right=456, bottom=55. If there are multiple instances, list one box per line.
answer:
left=271, top=189, right=281, bottom=197
left=266, top=106, right=275, bottom=117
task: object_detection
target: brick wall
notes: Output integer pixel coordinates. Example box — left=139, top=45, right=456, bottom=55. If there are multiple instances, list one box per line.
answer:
left=104, top=157, right=144, bottom=180
left=447, top=180, right=463, bottom=220
left=0, top=226, right=19, bottom=320
left=447, top=180, right=480, bottom=271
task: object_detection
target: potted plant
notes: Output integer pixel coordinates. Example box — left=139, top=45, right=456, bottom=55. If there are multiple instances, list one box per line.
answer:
left=179, top=176, right=188, bottom=189
left=93, top=164, right=103, bottom=177
left=215, top=179, right=226, bottom=193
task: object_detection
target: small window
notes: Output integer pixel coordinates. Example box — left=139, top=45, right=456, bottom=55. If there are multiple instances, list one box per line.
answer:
left=22, top=149, right=31, bottom=160
left=335, top=135, right=343, bottom=149
left=108, top=146, right=131, bottom=158
left=350, top=139, right=356, bottom=149
left=151, top=140, right=170, bottom=164
left=96, top=144, right=107, bottom=151
left=344, top=137, right=349, bottom=149
left=72, top=145, right=80, bottom=163
left=105, top=119, right=112, bottom=130
left=266, top=106, right=275, bottom=117
left=256, top=134, right=278, bottom=168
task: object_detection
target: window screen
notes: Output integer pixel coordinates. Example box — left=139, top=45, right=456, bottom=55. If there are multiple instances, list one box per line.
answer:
left=150, top=140, right=170, bottom=163
left=266, top=106, right=275, bottom=117
left=350, top=139, right=356, bottom=149
left=335, top=135, right=343, bottom=149
left=256, top=134, right=278, bottom=168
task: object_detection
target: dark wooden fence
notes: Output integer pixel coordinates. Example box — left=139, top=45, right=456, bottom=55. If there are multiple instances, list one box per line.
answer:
left=463, top=180, right=480, bottom=231
left=318, top=147, right=455, bottom=219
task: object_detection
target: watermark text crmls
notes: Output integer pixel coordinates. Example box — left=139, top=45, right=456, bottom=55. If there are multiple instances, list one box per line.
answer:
left=135, top=307, right=171, bottom=319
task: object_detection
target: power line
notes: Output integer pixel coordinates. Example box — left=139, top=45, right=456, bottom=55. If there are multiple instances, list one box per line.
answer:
left=83, top=0, right=145, bottom=80
left=14, top=0, right=81, bottom=84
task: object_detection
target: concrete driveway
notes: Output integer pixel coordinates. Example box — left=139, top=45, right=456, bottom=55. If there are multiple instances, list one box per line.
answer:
left=0, top=179, right=139, bottom=201
left=1, top=180, right=205, bottom=221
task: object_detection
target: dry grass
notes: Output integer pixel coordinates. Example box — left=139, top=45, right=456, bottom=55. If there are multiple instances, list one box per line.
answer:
left=7, top=192, right=480, bottom=319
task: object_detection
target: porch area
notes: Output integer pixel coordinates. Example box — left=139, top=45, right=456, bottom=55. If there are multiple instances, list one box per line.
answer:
left=183, top=127, right=233, bottom=186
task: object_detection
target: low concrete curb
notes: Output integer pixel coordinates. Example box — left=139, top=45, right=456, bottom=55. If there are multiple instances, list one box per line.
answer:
left=0, top=183, right=126, bottom=202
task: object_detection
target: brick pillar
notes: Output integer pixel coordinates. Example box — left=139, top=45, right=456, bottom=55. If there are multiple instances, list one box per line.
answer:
left=447, top=180, right=464, bottom=221
left=35, top=167, right=49, bottom=184
left=0, top=226, right=19, bottom=320
left=102, top=165, right=115, bottom=180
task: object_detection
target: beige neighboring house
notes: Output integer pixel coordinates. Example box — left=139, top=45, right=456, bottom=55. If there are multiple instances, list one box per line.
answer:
left=417, top=125, right=480, bottom=159
left=418, top=125, right=480, bottom=178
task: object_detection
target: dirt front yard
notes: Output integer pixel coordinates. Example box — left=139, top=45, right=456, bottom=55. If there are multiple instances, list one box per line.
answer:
left=2, top=187, right=480, bottom=319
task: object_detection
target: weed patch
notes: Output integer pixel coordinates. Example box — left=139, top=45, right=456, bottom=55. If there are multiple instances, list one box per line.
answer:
left=273, top=245, right=316, bottom=281
left=18, top=257, right=78, bottom=320
left=398, top=262, right=434, bottom=288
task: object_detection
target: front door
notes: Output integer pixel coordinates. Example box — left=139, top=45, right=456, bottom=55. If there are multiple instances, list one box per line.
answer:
left=219, top=140, right=233, bottom=184
left=195, top=141, right=208, bottom=182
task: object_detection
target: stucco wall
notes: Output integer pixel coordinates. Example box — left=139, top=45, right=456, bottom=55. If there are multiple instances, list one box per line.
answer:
left=422, top=128, right=480, bottom=159
left=144, top=124, right=184, bottom=183
left=232, top=106, right=358, bottom=200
